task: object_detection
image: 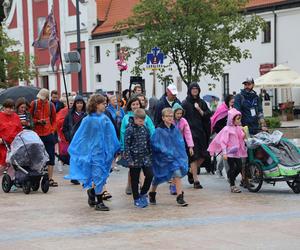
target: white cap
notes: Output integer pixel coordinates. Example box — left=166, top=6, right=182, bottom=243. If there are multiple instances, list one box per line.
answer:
left=167, top=84, right=178, bottom=95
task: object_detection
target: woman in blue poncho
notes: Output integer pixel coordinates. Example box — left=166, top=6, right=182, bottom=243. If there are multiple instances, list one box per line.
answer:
left=65, top=94, right=120, bottom=211
left=149, top=108, right=189, bottom=207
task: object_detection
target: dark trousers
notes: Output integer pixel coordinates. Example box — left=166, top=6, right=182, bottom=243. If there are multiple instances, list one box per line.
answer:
left=227, top=158, right=242, bottom=186
left=129, top=167, right=153, bottom=200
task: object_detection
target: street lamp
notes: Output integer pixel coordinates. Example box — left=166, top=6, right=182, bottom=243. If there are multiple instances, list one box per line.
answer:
left=76, top=0, right=83, bottom=95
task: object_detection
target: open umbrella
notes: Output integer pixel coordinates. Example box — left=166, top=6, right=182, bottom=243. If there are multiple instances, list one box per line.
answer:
left=202, top=94, right=220, bottom=103
left=0, top=86, right=40, bottom=104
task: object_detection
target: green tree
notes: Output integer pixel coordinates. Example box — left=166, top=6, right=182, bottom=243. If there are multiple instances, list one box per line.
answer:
left=116, top=0, right=265, bottom=86
left=0, top=26, right=36, bottom=88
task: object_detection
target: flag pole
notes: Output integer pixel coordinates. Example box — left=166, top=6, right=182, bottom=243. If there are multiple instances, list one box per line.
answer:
left=57, top=41, right=70, bottom=109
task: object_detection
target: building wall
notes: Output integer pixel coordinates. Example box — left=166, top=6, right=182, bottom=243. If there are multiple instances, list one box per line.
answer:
left=90, top=6, right=300, bottom=105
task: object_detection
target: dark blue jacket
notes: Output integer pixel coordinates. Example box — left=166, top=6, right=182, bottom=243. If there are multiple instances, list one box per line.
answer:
left=234, top=89, right=264, bottom=135
left=154, top=94, right=181, bottom=126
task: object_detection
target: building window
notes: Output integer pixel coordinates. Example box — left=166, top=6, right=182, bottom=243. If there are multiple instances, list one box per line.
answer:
left=262, top=21, right=271, bottom=43
left=115, top=43, right=120, bottom=59
left=94, top=46, right=100, bottom=63
left=37, top=17, right=46, bottom=34
left=222, top=73, right=229, bottom=100
left=96, top=74, right=101, bottom=83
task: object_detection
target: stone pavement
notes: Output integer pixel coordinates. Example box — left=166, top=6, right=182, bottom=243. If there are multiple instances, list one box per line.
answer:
left=0, top=166, right=300, bottom=250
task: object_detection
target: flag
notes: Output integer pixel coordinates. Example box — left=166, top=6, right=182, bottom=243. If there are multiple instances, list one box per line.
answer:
left=33, top=9, right=60, bottom=71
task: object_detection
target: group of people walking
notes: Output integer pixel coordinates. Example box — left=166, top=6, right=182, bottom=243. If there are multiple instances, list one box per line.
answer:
left=0, top=77, right=267, bottom=212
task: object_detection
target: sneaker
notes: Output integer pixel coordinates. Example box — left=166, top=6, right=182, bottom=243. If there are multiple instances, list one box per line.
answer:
left=57, top=161, right=63, bottom=173
left=193, top=181, right=203, bottom=189
left=70, top=180, right=80, bottom=185
left=87, top=188, right=97, bottom=207
left=134, top=197, right=146, bottom=208
left=125, top=185, right=132, bottom=195
left=149, top=192, right=156, bottom=205
left=140, top=194, right=148, bottom=207
left=231, top=186, right=241, bottom=193
left=176, top=192, right=188, bottom=207
left=169, top=184, right=177, bottom=195
left=187, top=171, right=194, bottom=184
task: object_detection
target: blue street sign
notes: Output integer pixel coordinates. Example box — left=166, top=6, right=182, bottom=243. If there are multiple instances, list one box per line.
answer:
left=146, top=47, right=164, bottom=69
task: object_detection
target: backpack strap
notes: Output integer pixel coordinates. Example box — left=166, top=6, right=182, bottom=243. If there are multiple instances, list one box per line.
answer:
left=33, top=100, right=53, bottom=124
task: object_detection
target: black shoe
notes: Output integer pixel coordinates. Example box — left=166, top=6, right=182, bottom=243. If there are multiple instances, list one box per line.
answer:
left=193, top=181, right=203, bottom=189
left=176, top=192, right=188, bottom=207
left=71, top=180, right=80, bottom=185
left=95, top=202, right=110, bottom=211
left=87, top=188, right=96, bottom=207
left=187, top=172, right=194, bottom=184
left=95, top=195, right=109, bottom=211
left=149, top=192, right=156, bottom=205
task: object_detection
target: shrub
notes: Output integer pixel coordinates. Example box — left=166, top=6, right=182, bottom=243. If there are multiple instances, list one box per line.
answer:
left=265, top=117, right=281, bottom=129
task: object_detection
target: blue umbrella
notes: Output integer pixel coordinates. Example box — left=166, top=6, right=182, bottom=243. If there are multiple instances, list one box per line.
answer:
left=202, top=94, right=219, bottom=103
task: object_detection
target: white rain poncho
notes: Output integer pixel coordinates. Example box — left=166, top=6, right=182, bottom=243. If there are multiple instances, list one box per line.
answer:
left=6, top=130, right=49, bottom=172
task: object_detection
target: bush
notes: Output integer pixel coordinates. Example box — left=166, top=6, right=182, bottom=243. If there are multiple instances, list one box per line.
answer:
left=265, top=117, right=281, bottom=129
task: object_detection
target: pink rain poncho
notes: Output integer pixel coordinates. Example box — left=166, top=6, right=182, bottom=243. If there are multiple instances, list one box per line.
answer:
left=210, top=102, right=229, bottom=133
left=208, top=108, right=247, bottom=158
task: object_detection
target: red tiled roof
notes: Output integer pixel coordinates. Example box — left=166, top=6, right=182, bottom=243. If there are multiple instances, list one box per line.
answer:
left=93, top=0, right=139, bottom=36
left=93, top=0, right=289, bottom=36
left=246, top=0, right=287, bottom=8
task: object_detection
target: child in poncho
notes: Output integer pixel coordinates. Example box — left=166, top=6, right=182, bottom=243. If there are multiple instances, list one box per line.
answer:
left=65, top=94, right=120, bottom=211
left=149, top=108, right=188, bottom=206
left=208, top=108, right=247, bottom=193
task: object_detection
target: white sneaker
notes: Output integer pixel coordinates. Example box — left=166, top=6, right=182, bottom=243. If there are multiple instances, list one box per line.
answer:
left=216, top=170, right=225, bottom=179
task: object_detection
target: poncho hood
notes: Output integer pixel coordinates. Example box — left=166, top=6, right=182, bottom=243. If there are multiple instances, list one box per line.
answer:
left=227, top=108, right=241, bottom=126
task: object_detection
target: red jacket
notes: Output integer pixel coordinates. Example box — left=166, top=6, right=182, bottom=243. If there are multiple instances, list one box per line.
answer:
left=0, top=112, right=22, bottom=166
left=30, top=99, right=57, bottom=136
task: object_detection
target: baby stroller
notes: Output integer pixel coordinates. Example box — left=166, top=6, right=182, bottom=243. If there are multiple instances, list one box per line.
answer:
left=246, top=131, right=300, bottom=193
left=1, top=130, right=50, bottom=194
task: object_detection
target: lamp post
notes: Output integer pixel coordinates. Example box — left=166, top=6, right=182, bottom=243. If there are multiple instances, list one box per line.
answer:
left=76, top=0, right=83, bottom=95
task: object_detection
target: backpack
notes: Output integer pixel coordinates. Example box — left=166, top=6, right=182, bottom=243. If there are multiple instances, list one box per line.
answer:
left=33, top=100, right=53, bottom=123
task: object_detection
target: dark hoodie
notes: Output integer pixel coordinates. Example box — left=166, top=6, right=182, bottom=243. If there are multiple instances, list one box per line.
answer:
left=182, top=82, right=212, bottom=160
left=62, top=95, right=87, bottom=142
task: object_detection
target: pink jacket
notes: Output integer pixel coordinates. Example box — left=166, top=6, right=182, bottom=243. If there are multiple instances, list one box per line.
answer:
left=173, top=117, right=194, bottom=147
left=208, top=108, right=247, bottom=158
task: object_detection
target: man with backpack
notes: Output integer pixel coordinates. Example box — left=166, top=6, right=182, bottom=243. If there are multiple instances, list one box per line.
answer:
left=30, top=88, right=58, bottom=187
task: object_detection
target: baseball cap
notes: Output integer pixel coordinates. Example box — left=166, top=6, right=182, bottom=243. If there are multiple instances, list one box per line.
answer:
left=167, top=84, right=178, bottom=95
left=242, top=77, right=254, bottom=85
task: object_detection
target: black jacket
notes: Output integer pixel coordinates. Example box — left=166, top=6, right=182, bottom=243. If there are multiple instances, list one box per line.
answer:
left=154, top=94, right=181, bottom=126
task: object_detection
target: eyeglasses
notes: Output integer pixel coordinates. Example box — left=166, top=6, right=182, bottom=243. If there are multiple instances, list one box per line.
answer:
left=164, top=115, right=174, bottom=118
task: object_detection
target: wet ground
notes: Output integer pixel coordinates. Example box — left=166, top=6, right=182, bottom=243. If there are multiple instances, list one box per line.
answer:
left=0, top=165, right=300, bottom=250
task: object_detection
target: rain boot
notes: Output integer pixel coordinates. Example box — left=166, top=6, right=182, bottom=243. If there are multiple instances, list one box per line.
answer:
left=149, top=192, right=156, bottom=205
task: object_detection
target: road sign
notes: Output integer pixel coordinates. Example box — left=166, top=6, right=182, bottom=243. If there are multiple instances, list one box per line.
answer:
left=64, top=51, right=81, bottom=74
left=146, top=47, right=164, bottom=70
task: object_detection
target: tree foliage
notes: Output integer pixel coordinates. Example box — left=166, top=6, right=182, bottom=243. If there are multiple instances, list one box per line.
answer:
left=0, top=26, right=36, bottom=88
left=116, top=0, right=265, bottom=86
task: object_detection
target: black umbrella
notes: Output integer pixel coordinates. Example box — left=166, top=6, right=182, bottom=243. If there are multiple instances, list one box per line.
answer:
left=0, top=86, right=40, bottom=104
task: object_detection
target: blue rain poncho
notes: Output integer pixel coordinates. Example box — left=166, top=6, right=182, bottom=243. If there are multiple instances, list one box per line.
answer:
left=65, top=113, right=120, bottom=194
left=151, top=124, right=188, bottom=185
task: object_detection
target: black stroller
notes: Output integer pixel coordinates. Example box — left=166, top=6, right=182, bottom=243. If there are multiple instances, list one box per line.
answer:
left=2, top=130, right=50, bottom=194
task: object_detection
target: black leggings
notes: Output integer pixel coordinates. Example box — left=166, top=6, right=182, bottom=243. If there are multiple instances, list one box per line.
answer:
left=129, top=167, right=153, bottom=200
left=227, top=158, right=242, bottom=187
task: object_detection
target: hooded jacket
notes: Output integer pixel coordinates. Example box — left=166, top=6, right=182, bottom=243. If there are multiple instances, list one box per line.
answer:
left=208, top=108, right=247, bottom=158
left=182, top=83, right=211, bottom=159
left=62, top=95, right=87, bottom=142
left=172, top=103, right=194, bottom=148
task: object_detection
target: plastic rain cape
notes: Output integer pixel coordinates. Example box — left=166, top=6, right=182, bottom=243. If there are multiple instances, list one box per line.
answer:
left=151, top=126, right=188, bottom=185
left=6, top=130, right=49, bottom=172
left=65, top=113, right=120, bottom=194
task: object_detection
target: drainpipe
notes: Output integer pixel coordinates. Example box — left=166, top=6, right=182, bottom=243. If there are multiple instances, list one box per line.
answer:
left=273, top=10, right=278, bottom=107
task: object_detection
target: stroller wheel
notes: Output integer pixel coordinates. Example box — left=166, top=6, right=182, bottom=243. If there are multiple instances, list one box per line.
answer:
left=32, top=181, right=40, bottom=191
left=41, top=176, right=50, bottom=193
left=247, top=162, right=263, bottom=193
left=22, top=180, right=31, bottom=194
left=2, top=174, right=12, bottom=193
left=291, top=180, right=300, bottom=194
